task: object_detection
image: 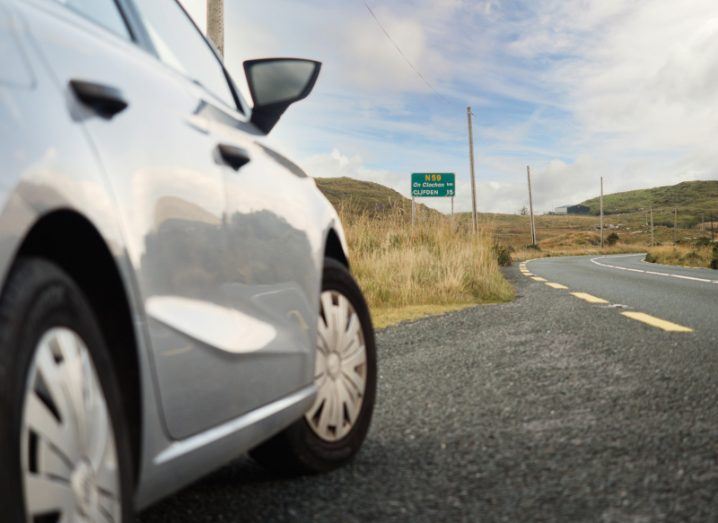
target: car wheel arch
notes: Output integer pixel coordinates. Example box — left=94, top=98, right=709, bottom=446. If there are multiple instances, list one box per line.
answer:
left=13, top=209, right=142, bottom=485
left=324, top=228, right=349, bottom=269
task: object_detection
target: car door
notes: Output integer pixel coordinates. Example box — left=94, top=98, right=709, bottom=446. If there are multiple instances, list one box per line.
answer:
left=211, top=114, right=320, bottom=416
left=127, top=0, right=317, bottom=432
left=18, top=0, right=254, bottom=439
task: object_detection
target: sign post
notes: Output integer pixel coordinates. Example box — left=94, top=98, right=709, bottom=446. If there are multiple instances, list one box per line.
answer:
left=411, top=173, right=456, bottom=226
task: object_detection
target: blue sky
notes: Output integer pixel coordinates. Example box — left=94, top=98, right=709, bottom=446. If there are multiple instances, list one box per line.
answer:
left=181, top=0, right=718, bottom=214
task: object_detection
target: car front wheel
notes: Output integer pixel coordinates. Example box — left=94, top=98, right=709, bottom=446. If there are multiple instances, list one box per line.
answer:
left=250, top=258, right=377, bottom=474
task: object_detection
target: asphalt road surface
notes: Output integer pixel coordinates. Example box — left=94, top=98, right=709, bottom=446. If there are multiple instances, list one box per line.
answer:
left=140, top=254, right=718, bottom=522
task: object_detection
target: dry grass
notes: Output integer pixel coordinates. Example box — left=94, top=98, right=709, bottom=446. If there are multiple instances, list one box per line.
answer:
left=477, top=213, right=711, bottom=262
left=340, top=206, right=515, bottom=327
left=645, top=244, right=715, bottom=268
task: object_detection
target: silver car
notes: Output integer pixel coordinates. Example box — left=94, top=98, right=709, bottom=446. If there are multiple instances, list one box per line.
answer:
left=0, top=0, right=377, bottom=520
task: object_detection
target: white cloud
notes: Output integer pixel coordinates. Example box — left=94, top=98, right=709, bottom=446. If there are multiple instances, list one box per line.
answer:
left=183, top=1, right=718, bottom=214
left=303, top=149, right=404, bottom=191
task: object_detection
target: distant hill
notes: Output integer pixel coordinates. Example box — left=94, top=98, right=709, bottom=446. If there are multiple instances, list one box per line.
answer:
left=580, top=180, right=718, bottom=218
left=316, top=177, right=718, bottom=230
left=315, top=177, right=439, bottom=217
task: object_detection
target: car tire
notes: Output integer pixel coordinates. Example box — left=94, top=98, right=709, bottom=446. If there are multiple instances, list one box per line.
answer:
left=0, top=257, right=134, bottom=522
left=250, top=258, right=377, bottom=474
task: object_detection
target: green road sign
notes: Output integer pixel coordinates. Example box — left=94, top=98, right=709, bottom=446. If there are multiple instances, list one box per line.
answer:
left=411, top=173, right=455, bottom=197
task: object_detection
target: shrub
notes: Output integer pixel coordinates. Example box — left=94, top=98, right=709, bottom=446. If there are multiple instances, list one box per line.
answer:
left=493, top=243, right=513, bottom=267
left=606, top=232, right=620, bottom=246
left=683, top=250, right=702, bottom=265
left=645, top=252, right=657, bottom=263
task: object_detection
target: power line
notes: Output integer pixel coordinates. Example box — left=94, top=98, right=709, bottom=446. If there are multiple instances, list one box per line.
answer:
left=361, top=0, right=447, bottom=100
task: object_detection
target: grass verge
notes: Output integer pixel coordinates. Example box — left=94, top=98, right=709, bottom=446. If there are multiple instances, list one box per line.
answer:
left=340, top=207, right=515, bottom=328
left=511, top=244, right=647, bottom=262
left=645, top=244, right=717, bottom=269
left=370, top=304, right=479, bottom=329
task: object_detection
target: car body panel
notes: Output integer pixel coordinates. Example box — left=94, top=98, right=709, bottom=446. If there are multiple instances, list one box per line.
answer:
left=2, top=0, right=350, bottom=511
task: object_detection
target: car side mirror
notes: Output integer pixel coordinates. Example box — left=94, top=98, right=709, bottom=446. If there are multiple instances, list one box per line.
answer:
left=244, top=58, right=321, bottom=134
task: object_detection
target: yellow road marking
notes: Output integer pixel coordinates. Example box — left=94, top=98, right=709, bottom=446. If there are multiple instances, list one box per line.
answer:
left=523, top=273, right=534, bottom=277
left=621, top=312, right=693, bottom=333
left=571, top=292, right=608, bottom=304
left=545, top=282, right=568, bottom=289
left=531, top=276, right=547, bottom=282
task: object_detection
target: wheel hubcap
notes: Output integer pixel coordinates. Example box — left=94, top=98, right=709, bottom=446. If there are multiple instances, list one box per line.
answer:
left=305, top=290, right=367, bottom=442
left=21, top=327, right=121, bottom=522
left=71, top=459, right=97, bottom=516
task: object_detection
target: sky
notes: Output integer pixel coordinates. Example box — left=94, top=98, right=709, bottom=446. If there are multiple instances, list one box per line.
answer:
left=179, top=0, right=718, bottom=214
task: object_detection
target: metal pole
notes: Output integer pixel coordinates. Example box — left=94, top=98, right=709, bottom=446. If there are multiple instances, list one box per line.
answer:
left=527, top=165, right=536, bottom=245
left=207, top=0, right=224, bottom=56
left=650, top=207, right=655, bottom=246
left=451, top=196, right=454, bottom=220
left=673, top=208, right=677, bottom=244
left=467, top=107, right=478, bottom=235
left=411, top=197, right=415, bottom=228
left=600, top=177, right=604, bottom=248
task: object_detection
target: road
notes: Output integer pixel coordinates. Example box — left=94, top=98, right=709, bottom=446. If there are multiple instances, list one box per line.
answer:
left=140, top=254, right=718, bottom=522
left=522, top=253, right=717, bottom=334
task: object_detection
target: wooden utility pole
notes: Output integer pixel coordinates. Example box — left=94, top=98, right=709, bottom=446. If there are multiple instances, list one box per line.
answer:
left=673, top=208, right=677, bottom=244
left=650, top=207, right=655, bottom=246
left=600, top=177, right=604, bottom=248
left=207, top=0, right=224, bottom=56
left=467, top=107, right=478, bottom=235
left=526, top=166, right=537, bottom=245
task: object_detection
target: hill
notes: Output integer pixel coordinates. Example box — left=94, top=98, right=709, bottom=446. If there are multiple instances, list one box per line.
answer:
left=315, top=176, right=438, bottom=218
left=580, top=180, right=718, bottom=224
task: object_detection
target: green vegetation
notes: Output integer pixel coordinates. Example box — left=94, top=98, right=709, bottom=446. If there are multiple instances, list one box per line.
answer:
left=493, top=243, right=513, bottom=266
left=580, top=180, right=718, bottom=227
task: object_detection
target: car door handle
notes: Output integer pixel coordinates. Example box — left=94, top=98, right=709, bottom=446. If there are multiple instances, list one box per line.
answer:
left=216, top=144, right=251, bottom=170
left=69, top=79, right=128, bottom=118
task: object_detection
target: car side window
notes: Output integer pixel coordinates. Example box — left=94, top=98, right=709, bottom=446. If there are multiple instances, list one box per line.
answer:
left=133, top=0, right=236, bottom=110
left=53, top=0, right=130, bottom=39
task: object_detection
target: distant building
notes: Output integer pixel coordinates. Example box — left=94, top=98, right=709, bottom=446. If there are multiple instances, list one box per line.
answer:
left=567, top=204, right=590, bottom=215
left=552, top=204, right=591, bottom=215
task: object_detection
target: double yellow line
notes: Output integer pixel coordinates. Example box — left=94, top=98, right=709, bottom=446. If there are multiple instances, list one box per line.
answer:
left=518, top=261, right=693, bottom=333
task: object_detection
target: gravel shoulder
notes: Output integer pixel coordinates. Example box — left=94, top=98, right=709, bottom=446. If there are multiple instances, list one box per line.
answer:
left=140, top=266, right=718, bottom=523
